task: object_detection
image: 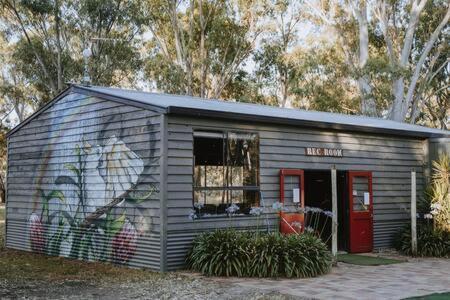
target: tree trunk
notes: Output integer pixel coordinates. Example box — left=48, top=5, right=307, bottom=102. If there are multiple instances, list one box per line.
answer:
left=55, top=0, right=63, bottom=91
left=0, top=174, right=5, bottom=203
left=199, top=0, right=207, bottom=98
left=390, top=78, right=406, bottom=122
left=356, top=3, right=377, bottom=117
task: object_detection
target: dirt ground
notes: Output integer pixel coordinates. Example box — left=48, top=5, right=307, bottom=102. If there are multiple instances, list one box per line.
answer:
left=0, top=217, right=293, bottom=300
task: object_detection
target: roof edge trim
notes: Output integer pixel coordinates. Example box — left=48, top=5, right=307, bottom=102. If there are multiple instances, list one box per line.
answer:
left=167, top=107, right=440, bottom=139
left=6, top=86, right=73, bottom=137
left=72, top=85, right=168, bottom=113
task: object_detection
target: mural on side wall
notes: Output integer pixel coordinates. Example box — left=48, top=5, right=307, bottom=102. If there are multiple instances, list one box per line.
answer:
left=24, top=95, right=159, bottom=264
left=28, top=136, right=156, bottom=263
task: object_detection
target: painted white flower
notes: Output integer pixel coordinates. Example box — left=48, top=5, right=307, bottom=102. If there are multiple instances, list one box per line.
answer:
left=97, top=136, right=144, bottom=200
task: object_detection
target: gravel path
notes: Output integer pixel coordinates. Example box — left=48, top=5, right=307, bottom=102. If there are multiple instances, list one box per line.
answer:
left=0, top=272, right=297, bottom=300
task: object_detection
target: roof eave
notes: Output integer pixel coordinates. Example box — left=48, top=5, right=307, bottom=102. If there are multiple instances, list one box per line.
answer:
left=167, top=106, right=445, bottom=139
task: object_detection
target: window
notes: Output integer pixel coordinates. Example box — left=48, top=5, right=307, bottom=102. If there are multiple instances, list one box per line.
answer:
left=193, top=131, right=260, bottom=215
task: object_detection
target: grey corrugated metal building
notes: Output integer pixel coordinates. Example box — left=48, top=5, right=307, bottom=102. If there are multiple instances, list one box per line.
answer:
left=5, top=85, right=449, bottom=271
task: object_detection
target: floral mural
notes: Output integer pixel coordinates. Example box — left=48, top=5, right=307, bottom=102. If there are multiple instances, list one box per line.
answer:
left=27, top=135, right=156, bottom=264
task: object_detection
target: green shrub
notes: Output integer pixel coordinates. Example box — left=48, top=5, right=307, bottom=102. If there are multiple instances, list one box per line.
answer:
left=187, top=230, right=332, bottom=278
left=282, top=233, right=332, bottom=278
left=394, top=223, right=450, bottom=257
left=186, top=230, right=251, bottom=277
left=248, top=233, right=285, bottom=277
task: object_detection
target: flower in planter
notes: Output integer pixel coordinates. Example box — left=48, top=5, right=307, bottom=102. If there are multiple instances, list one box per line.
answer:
left=28, top=212, right=46, bottom=252
left=272, top=201, right=283, bottom=211
left=112, top=219, right=137, bottom=264
left=249, top=207, right=264, bottom=216
left=188, top=209, right=198, bottom=220
left=424, top=213, right=433, bottom=219
left=226, top=203, right=240, bottom=215
left=291, top=221, right=302, bottom=231
left=323, top=210, right=334, bottom=218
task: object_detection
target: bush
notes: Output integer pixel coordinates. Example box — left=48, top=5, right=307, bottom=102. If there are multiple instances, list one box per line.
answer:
left=394, top=223, right=450, bottom=257
left=186, top=230, right=251, bottom=277
left=186, top=230, right=332, bottom=278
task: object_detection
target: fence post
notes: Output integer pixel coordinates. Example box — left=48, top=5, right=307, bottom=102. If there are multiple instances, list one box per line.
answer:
left=411, top=169, right=417, bottom=256
left=331, top=166, right=338, bottom=261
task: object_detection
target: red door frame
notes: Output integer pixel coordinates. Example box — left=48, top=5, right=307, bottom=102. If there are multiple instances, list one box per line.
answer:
left=348, top=171, right=373, bottom=253
left=279, top=169, right=305, bottom=234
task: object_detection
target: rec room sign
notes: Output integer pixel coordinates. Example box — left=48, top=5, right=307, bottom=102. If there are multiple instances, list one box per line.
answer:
left=305, top=147, right=343, bottom=157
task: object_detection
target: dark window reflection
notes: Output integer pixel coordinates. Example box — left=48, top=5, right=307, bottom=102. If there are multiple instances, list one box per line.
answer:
left=193, top=131, right=260, bottom=215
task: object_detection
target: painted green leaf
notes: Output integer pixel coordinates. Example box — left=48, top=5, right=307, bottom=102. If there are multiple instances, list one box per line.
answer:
left=126, top=186, right=157, bottom=204
left=47, top=190, right=65, bottom=202
left=39, top=189, right=49, bottom=223
left=55, top=176, right=77, bottom=186
left=64, top=163, right=80, bottom=177
left=107, top=214, right=126, bottom=237
left=48, top=222, right=65, bottom=256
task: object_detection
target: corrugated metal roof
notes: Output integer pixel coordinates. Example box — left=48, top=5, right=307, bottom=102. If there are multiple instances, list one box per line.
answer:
left=7, top=84, right=450, bottom=138
left=73, top=85, right=449, bottom=138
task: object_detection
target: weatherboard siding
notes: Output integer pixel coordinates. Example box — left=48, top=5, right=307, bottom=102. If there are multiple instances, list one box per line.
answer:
left=6, top=92, right=162, bottom=270
left=165, top=115, right=425, bottom=270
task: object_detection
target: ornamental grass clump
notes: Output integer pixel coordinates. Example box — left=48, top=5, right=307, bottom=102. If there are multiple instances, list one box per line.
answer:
left=186, top=230, right=251, bottom=277
left=187, top=230, right=332, bottom=278
left=394, top=223, right=450, bottom=257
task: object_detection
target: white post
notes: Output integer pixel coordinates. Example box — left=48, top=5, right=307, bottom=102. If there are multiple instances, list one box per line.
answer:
left=411, top=169, right=417, bottom=256
left=331, top=167, right=338, bottom=260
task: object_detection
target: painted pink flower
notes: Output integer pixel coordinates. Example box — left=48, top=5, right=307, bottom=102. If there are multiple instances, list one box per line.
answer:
left=28, top=212, right=46, bottom=252
left=111, top=219, right=137, bottom=264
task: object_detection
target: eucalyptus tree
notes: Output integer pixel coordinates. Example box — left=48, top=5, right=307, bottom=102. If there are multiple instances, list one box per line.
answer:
left=143, top=0, right=266, bottom=99
left=0, top=0, right=145, bottom=104
left=305, top=0, right=449, bottom=123
left=253, top=0, right=304, bottom=108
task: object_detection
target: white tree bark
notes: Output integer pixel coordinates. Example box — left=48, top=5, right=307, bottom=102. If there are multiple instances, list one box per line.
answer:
left=354, top=1, right=377, bottom=116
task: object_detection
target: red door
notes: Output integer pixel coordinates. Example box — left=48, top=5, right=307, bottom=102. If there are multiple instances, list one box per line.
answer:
left=348, top=171, right=373, bottom=253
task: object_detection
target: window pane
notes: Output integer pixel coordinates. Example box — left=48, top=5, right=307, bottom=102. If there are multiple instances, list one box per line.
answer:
left=193, top=130, right=260, bottom=215
left=194, top=190, right=227, bottom=214
left=352, top=176, right=369, bottom=212
left=194, top=189, right=260, bottom=215
left=194, top=132, right=224, bottom=187
left=227, top=132, right=259, bottom=187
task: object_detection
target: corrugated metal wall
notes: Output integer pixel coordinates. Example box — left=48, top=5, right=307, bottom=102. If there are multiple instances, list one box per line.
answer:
left=6, top=92, right=162, bottom=270
left=165, top=115, right=425, bottom=270
left=429, top=138, right=450, bottom=161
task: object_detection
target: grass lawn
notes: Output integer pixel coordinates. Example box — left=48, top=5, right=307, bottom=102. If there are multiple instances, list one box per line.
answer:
left=0, top=205, right=4, bottom=221
left=337, top=253, right=405, bottom=266
left=0, top=222, right=157, bottom=285
left=404, top=292, right=450, bottom=300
